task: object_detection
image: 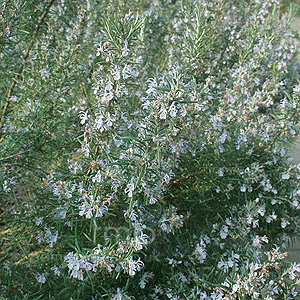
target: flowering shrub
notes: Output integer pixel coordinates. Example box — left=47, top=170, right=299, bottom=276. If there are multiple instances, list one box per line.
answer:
left=1, top=0, right=300, bottom=299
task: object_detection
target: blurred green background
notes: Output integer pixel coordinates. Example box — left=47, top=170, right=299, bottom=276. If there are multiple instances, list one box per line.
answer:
left=281, top=0, right=300, bottom=15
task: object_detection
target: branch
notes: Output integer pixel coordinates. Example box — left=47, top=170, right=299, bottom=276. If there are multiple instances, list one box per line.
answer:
left=0, top=0, right=56, bottom=139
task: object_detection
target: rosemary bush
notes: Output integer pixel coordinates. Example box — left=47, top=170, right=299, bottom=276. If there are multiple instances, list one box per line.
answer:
left=1, top=0, right=300, bottom=299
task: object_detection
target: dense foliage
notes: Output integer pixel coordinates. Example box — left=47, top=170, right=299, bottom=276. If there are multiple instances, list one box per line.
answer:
left=1, top=0, right=300, bottom=299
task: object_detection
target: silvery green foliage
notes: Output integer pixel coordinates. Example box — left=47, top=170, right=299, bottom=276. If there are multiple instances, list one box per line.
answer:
left=1, top=0, right=300, bottom=299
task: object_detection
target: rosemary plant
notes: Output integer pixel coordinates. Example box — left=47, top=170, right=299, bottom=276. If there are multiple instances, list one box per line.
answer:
left=1, top=0, right=300, bottom=299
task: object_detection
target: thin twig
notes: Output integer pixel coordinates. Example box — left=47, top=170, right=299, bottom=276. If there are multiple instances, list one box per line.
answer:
left=0, top=1, right=7, bottom=19
left=0, top=149, right=30, bottom=162
left=0, top=0, right=56, bottom=139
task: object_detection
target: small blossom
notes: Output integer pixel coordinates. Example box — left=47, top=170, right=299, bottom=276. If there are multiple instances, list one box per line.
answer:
left=36, top=273, right=46, bottom=284
left=51, top=265, right=61, bottom=276
left=240, top=185, right=246, bottom=192
left=35, top=217, right=44, bottom=225
left=79, top=111, right=88, bottom=125
left=122, top=39, right=129, bottom=57
left=125, top=177, right=135, bottom=198
left=281, top=172, right=290, bottom=180
left=217, top=168, right=224, bottom=177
